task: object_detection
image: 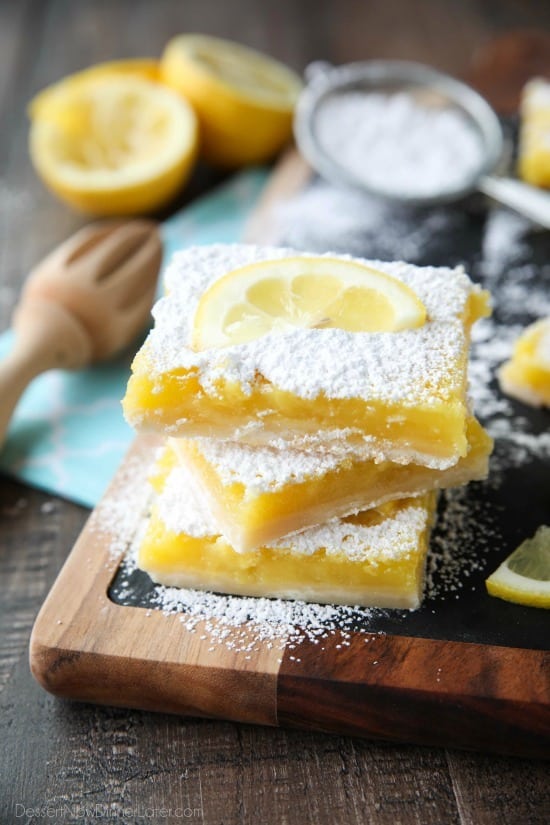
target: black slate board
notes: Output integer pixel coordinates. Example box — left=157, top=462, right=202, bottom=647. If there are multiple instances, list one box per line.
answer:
left=110, top=134, right=550, bottom=654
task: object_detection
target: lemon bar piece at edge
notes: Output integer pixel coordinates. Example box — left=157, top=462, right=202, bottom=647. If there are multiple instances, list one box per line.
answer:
left=518, top=78, right=550, bottom=188
left=164, top=417, right=491, bottom=553
left=498, top=317, right=550, bottom=408
left=138, top=458, right=439, bottom=609
left=123, top=245, right=490, bottom=469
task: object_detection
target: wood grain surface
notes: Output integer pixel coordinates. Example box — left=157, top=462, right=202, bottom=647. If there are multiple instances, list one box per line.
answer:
left=29, top=434, right=550, bottom=758
left=2, top=1, right=550, bottom=823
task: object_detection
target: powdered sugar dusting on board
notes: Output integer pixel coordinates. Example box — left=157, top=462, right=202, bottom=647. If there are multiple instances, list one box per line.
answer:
left=274, top=180, right=466, bottom=261
left=152, top=585, right=383, bottom=656
left=471, top=208, right=550, bottom=459
left=425, top=208, right=550, bottom=597
left=89, top=450, right=154, bottom=561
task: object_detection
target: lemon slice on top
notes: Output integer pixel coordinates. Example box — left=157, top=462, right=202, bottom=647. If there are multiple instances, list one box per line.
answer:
left=486, top=526, right=550, bottom=609
left=161, top=34, right=302, bottom=167
left=29, top=73, right=198, bottom=216
left=192, top=257, right=427, bottom=350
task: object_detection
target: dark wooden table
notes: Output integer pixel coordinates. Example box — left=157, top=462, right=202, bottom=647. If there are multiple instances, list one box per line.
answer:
left=1, top=1, right=549, bottom=823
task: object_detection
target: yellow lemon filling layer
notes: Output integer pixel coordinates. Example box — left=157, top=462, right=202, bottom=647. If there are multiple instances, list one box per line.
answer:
left=168, top=417, right=491, bottom=552
left=126, top=370, right=470, bottom=465
left=138, top=468, right=438, bottom=609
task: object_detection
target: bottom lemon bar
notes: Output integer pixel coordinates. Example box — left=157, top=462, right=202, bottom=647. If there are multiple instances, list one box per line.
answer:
left=165, top=417, right=490, bottom=552
left=138, top=459, right=438, bottom=609
left=499, top=318, right=550, bottom=408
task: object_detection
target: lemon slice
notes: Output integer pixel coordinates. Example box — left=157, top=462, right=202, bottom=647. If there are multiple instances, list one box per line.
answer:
left=192, top=257, right=427, bottom=350
left=29, top=75, right=198, bottom=216
left=161, top=34, right=302, bottom=167
left=486, top=526, right=550, bottom=608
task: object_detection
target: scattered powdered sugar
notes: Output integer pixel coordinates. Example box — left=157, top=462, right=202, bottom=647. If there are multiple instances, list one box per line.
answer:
left=480, top=209, right=532, bottom=276
left=40, top=500, right=56, bottom=515
left=468, top=209, right=550, bottom=468
left=1, top=497, right=28, bottom=517
left=154, top=590, right=383, bottom=655
left=420, top=207, right=550, bottom=599
left=90, top=452, right=154, bottom=560
left=425, top=484, right=501, bottom=599
left=274, top=180, right=465, bottom=261
left=315, top=91, right=484, bottom=198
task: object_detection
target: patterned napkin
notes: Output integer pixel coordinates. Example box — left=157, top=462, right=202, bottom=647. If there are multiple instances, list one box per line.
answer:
left=0, top=169, right=268, bottom=507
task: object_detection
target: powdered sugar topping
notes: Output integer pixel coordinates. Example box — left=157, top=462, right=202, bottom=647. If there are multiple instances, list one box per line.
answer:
left=185, top=436, right=345, bottom=491
left=138, top=244, right=481, bottom=407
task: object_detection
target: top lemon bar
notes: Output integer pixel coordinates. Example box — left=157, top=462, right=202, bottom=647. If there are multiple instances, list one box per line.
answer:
left=123, top=244, right=490, bottom=467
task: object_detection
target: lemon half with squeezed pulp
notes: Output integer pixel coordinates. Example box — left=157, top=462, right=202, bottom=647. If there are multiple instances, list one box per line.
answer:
left=192, top=257, right=427, bottom=350
left=29, top=59, right=160, bottom=119
left=29, top=70, right=198, bottom=216
left=161, top=34, right=302, bottom=167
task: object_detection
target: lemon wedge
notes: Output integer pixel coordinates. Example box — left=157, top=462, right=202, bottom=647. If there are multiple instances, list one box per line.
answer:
left=29, top=74, right=198, bottom=216
left=192, top=257, right=427, bottom=350
left=486, top=526, right=550, bottom=609
left=161, top=34, right=302, bottom=167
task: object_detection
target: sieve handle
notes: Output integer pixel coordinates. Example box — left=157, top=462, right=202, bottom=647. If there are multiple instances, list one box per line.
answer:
left=478, top=176, right=550, bottom=229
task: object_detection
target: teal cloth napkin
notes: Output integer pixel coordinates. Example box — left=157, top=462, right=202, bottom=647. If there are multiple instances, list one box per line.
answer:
left=0, top=169, right=268, bottom=507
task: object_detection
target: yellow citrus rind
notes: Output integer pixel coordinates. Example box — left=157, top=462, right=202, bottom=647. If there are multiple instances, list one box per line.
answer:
left=29, top=74, right=198, bottom=216
left=160, top=34, right=302, bottom=167
left=486, top=526, right=550, bottom=609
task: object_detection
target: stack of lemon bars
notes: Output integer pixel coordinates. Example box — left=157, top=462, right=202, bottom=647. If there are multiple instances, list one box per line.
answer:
left=123, top=245, right=493, bottom=610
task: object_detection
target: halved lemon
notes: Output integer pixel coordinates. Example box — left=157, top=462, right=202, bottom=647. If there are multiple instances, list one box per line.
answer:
left=192, top=257, right=427, bottom=350
left=486, top=526, right=550, bottom=608
left=29, top=59, right=160, bottom=120
left=160, top=34, right=302, bottom=167
left=29, top=74, right=198, bottom=215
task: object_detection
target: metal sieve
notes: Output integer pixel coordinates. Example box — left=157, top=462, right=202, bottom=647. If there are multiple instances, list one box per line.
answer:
left=294, top=60, right=550, bottom=228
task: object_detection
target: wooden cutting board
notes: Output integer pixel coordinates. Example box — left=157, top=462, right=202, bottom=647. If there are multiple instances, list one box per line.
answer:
left=30, top=34, right=550, bottom=759
left=29, top=433, right=550, bottom=759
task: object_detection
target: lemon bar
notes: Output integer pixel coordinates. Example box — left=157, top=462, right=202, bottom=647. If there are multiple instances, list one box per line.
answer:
left=166, top=417, right=491, bottom=552
left=499, top=318, right=550, bottom=407
left=123, top=244, right=490, bottom=468
left=518, top=79, right=550, bottom=188
left=138, top=457, right=438, bottom=609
